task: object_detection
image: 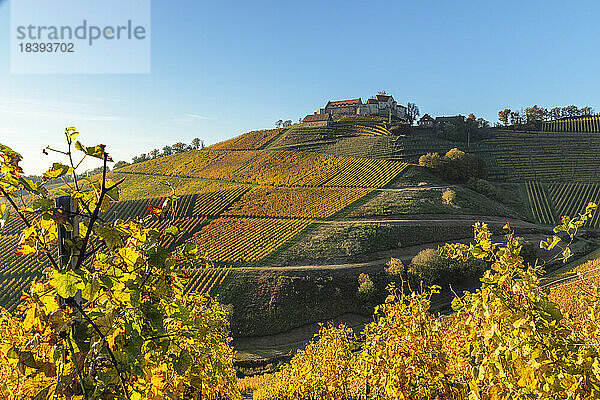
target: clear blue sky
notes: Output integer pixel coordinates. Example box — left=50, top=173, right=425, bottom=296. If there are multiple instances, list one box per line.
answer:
left=1, top=0, right=599, bottom=173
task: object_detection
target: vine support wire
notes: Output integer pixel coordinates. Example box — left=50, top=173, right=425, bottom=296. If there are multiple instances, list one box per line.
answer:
left=547, top=272, right=600, bottom=291
left=541, top=265, right=600, bottom=289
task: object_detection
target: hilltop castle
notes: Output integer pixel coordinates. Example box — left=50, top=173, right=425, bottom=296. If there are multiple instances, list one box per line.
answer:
left=314, top=93, right=407, bottom=121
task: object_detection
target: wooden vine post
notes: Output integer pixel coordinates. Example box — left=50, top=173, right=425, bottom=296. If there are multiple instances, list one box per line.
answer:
left=55, top=195, right=82, bottom=308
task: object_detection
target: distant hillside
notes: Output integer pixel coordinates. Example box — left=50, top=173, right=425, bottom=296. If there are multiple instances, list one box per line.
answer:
left=3, top=120, right=598, bottom=338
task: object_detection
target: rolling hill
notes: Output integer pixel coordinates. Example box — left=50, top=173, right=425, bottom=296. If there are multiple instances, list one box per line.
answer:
left=1, top=119, right=600, bottom=341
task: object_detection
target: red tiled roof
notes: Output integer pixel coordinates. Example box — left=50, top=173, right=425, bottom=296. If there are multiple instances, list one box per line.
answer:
left=325, top=98, right=362, bottom=109
left=303, top=113, right=331, bottom=122
left=366, top=98, right=379, bottom=104
left=420, top=114, right=434, bottom=121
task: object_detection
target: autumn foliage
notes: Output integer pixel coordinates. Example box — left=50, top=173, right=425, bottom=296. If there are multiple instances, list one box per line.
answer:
left=252, top=205, right=600, bottom=399
left=0, top=131, right=240, bottom=399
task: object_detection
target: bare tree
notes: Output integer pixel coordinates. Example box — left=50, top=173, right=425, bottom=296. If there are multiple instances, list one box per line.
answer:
left=149, top=149, right=160, bottom=158
left=191, top=138, right=201, bottom=150
left=476, top=118, right=490, bottom=128
left=283, top=120, right=292, bottom=127
left=406, top=103, right=420, bottom=125
left=550, top=107, right=562, bottom=120
left=275, top=120, right=283, bottom=128
left=172, top=142, right=186, bottom=153
left=524, top=105, right=546, bottom=124
left=509, top=111, right=522, bottom=126
left=498, top=109, right=511, bottom=126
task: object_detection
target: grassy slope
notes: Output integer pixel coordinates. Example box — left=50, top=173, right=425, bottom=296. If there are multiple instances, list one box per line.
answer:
left=9, top=126, right=600, bottom=344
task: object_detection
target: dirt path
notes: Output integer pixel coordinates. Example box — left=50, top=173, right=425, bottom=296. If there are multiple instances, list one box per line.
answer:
left=320, top=216, right=539, bottom=228
left=235, top=233, right=547, bottom=272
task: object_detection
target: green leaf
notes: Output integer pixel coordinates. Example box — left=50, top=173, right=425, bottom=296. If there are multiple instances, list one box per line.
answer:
left=82, top=277, right=101, bottom=302
left=93, top=223, right=123, bottom=249
left=6, top=346, right=19, bottom=361
left=18, top=176, right=47, bottom=195
left=31, top=198, right=54, bottom=213
left=66, top=127, right=79, bottom=142
left=561, top=247, right=572, bottom=262
left=546, top=236, right=561, bottom=251
left=165, top=225, right=180, bottom=236
left=91, top=178, right=120, bottom=201
left=74, top=141, right=113, bottom=162
left=174, top=348, right=192, bottom=374
left=182, top=242, right=198, bottom=260
left=19, top=351, right=39, bottom=369
left=42, top=162, right=73, bottom=182
left=49, top=270, right=84, bottom=298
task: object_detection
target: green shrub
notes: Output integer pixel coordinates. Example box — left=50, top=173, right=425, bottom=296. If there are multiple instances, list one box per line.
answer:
left=385, top=258, right=405, bottom=276
left=408, top=249, right=446, bottom=285
left=408, top=248, right=486, bottom=286
left=441, top=188, right=456, bottom=205
left=419, top=148, right=486, bottom=183
left=358, top=279, right=375, bottom=296
left=357, top=273, right=375, bottom=300
left=418, top=152, right=444, bottom=170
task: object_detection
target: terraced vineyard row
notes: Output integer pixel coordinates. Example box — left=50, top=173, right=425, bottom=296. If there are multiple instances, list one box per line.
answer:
left=319, top=136, right=399, bottom=160
left=108, top=172, right=214, bottom=200
left=102, top=187, right=242, bottom=223
left=193, top=184, right=250, bottom=216
left=224, top=187, right=372, bottom=219
left=478, top=132, right=600, bottom=181
left=2, top=216, right=28, bottom=236
left=146, top=217, right=208, bottom=249
left=548, top=182, right=600, bottom=228
left=524, top=181, right=555, bottom=225
left=348, top=124, right=391, bottom=136
left=327, top=160, right=409, bottom=188
left=209, top=128, right=284, bottom=150
left=117, top=150, right=410, bottom=189
left=183, top=265, right=233, bottom=295
left=542, top=116, right=600, bottom=133
left=0, top=234, right=50, bottom=312
left=191, top=217, right=313, bottom=264
left=101, top=196, right=167, bottom=223
left=173, top=193, right=197, bottom=218
left=278, top=125, right=362, bottom=142
left=549, top=257, right=600, bottom=320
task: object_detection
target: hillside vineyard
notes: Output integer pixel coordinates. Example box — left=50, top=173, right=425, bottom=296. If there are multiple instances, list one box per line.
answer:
left=4, top=122, right=600, bottom=313
left=0, top=143, right=410, bottom=311
left=5, top=118, right=600, bottom=399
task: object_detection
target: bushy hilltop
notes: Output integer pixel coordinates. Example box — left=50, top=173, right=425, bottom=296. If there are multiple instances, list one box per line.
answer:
left=2, top=118, right=600, bottom=339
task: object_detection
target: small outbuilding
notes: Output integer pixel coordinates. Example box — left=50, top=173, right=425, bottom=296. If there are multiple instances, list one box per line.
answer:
left=302, top=113, right=333, bottom=127
left=418, top=114, right=435, bottom=127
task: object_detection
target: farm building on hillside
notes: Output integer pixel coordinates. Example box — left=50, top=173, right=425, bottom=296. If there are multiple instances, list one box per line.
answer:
left=316, top=93, right=407, bottom=121
left=322, top=98, right=363, bottom=116
left=435, top=115, right=465, bottom=128
left=418, top=114, right=435, bottom=127
left=302, top=113, right=333, bottom=127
